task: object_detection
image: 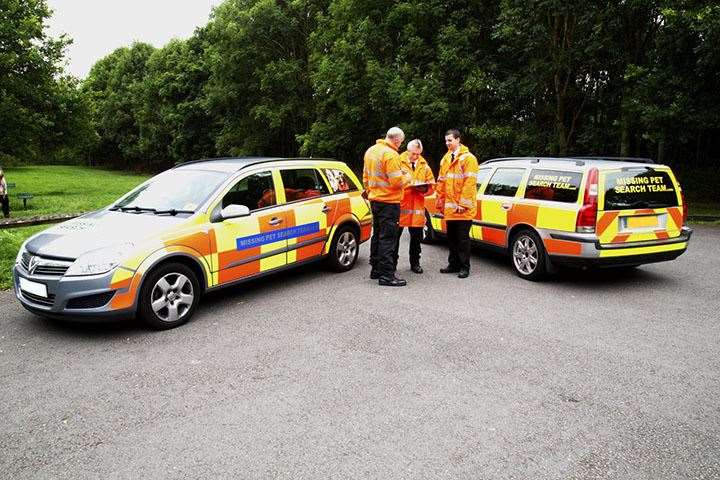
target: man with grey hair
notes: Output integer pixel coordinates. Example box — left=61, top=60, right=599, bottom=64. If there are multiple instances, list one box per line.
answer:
left=363, top=127, right=411, bottom=286
left=394, top=139, right=435, bottom=274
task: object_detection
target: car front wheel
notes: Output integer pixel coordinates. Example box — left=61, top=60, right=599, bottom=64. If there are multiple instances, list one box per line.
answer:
left=138, top=262, right=200, bottom=330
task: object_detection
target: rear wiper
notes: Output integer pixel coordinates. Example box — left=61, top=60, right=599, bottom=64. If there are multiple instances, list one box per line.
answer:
left=623, top=201, right=649, bottom=209
left=153, top=209, right=195, bottom=216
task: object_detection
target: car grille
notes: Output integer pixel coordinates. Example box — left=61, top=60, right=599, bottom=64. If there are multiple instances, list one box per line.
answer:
left=33, top=265, right=70, bottom=276
left=20, top=252, right=31, bottom=270
left=21, top=290, right=56, bottom=307
left=21, top=252, right=72, bottom=277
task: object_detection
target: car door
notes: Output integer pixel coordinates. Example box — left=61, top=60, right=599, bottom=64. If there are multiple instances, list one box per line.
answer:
left=470, top=168, right=493, bottom=241
left=211, top=169, right=288, bottom=285
left=476, top=168, right=527, bottom=247
left=278, top=167, right=333, bottom=264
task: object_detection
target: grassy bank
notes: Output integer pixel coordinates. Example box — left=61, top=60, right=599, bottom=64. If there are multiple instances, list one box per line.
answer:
left=0, top=225, right=48, bottom=290
left=1, top=166, right=149, bottom=289
left=2, top=165, right=148, bottom=218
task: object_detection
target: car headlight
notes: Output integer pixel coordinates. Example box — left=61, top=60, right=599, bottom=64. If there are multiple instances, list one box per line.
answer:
left=65, top=242, right=136, bottom=277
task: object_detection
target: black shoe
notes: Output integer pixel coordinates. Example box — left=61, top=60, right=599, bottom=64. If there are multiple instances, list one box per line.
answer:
left=411, top=264, right=423, bottom=274
left=370, top=271, right=380, bottom=280
left=378, top=276, right=407, bottom=287
left=440, top=266, right=460, bottom=274
left=457, top=270, right=469, bottom=278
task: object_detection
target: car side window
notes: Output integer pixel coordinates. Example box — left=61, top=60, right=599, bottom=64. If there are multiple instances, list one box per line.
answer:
left=222, top=171, right=276, bottom=211
left=476, top=169, right=492, bottom=194
left=323, top=168, right=358, bottom=193
left=485, top=168, right=525, bottom=197
left=280, top=168, right=330, bottom=202
left=524, top=169, right=583, bottom=203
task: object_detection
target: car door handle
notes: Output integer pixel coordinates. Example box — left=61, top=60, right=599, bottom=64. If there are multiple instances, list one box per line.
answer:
left=501, top=203, right=512, bottom=210
left=268, top=217, right=283, bottom=226
left=321, top=205, right=331, bottom=213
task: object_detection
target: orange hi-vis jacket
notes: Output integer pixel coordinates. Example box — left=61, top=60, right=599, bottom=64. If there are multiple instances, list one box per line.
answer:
left=363, top=139, right=411, bottom=203
left=399, top=152, right=435, bottom=227
left=436, top=144, right=479, bottom=221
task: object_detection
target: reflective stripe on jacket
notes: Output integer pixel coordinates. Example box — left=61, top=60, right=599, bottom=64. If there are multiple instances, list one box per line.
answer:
left=362, top=139, right=410, bottom=203
left=399, top=152, right=435, bottom=227
left=436, top=144, right=478, bottom=221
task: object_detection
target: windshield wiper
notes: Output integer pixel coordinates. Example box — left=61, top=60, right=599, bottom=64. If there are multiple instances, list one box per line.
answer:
left=153, top=209, right=195, bottom=216
left=119, top=206, right=157, bottom=213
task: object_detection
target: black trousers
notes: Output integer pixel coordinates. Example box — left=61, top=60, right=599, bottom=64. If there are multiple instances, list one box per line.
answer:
left=1, top=194, right=8, bottom=218
left=393, top=226, right=423, bottom=268
left=369, top=201, right=400, bottom=278
left=446, top=220, right=472, bottom=271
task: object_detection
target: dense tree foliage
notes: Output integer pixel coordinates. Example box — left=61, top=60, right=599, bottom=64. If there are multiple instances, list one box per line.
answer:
left=0, top=0, right=94, bottom=165
left=2, top=0, right=719, bottom=179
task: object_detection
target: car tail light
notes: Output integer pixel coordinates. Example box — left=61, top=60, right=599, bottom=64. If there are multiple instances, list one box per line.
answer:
left=681, top=190, right=688, bottom=226
left=576, top=167, right=599, bottom=233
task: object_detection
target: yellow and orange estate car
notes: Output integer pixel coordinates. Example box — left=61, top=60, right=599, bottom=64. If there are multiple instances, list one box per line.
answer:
left=424, top=157, right=692, bottom=280
left=13, top=158, right=371, bottom=329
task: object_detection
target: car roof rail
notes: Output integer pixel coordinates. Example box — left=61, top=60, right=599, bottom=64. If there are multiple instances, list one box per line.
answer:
left=172, top=156, right=337, bottom=169
left=570, top=156, right=655, bottom=164
left=481, top=157, right=587, bottom=166
left=481, top=156, right=656, bottom=167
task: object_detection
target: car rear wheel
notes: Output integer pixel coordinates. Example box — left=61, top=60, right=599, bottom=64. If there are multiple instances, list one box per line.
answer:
left=138, top=262, right=200, bottom=330
left=327, top=225, right=359, bottom=272
left=511, top=230, right=547, bottom=281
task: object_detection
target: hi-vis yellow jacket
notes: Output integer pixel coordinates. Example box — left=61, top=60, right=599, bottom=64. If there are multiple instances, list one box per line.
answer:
left=399, top=152, right=435, bottom=227
left=436, top=144, right=478, bottom=221
left=363, top=139, right=410, bottom=203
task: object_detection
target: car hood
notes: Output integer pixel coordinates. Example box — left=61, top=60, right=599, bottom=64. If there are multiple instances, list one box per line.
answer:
left=26, top=210, right=188, bottom=259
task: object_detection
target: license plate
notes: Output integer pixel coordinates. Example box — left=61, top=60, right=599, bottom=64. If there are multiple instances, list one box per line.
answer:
left=19, top=277, right=47, bottom=298
left=627, top=215, right=658, bottom=228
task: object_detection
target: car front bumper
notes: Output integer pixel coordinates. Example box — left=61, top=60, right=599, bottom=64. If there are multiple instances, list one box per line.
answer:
left=13, top=264, right=136, bottom=320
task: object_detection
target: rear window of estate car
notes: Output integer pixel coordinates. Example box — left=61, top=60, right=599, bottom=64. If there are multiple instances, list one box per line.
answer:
left=603, top=169, right=678, bottom=210
left=524, top=169, right=582, bottom=203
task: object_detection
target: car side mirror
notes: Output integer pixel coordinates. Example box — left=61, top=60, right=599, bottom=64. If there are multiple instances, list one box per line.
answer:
left=212, top=204, right=250, bottom=222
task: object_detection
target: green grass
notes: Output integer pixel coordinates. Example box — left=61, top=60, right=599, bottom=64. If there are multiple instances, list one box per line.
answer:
left=1, top=166, right=149, bottom=289
left=0, top=225, right=51, bottom=290
left=2, top=165, right=148, bottom=218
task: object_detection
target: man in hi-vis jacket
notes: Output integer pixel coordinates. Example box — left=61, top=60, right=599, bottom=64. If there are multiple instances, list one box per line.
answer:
left=435, top=129, right=478, bottom=279
left=394, top=139, right=435, bottom=274
left=363, top=127, right=411, bottom=286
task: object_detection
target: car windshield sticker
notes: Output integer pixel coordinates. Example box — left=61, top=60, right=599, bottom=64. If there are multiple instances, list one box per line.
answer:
left=236, top=222, right=320, bottom=250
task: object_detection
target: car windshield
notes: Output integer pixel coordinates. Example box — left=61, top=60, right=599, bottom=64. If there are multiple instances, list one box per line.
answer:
left=112, top=169, right=228, bottom=212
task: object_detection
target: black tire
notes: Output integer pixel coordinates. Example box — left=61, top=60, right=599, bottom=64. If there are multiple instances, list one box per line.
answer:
left=138, top=262, right=201, bottom=330
left=326, top=225, right=359, bottom=272
left=510, top=229, right=548, bottom=281
left=422, top=211, right=438, bottom=244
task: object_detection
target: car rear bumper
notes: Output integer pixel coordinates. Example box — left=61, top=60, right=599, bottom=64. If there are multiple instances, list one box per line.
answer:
left=547, top=226, right=692, bottom=267
left=550, top=247, right=687, bottom=268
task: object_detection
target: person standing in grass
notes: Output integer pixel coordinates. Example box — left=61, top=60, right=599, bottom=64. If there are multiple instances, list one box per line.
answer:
left=0, top=168, right=9, bottom=218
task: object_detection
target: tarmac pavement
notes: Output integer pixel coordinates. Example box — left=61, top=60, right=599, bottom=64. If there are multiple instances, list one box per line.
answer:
left=1, top=225, right=719, bottom=479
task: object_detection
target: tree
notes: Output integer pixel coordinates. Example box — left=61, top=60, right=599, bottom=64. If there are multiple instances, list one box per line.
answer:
left=83, top=43, right=156, bottom=169
left=138, top=32, right=216, bottom=169
left=0, top=0, right=70, bottom=164
left=205, top=0, right=326, bottom=158
left=302, top=0, right=501, bottom=170
left=494, top=0, right=617, bottom=156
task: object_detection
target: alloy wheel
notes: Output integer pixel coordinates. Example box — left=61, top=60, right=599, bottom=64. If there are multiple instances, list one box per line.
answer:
left=150, top=273, right=194, bottom=323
